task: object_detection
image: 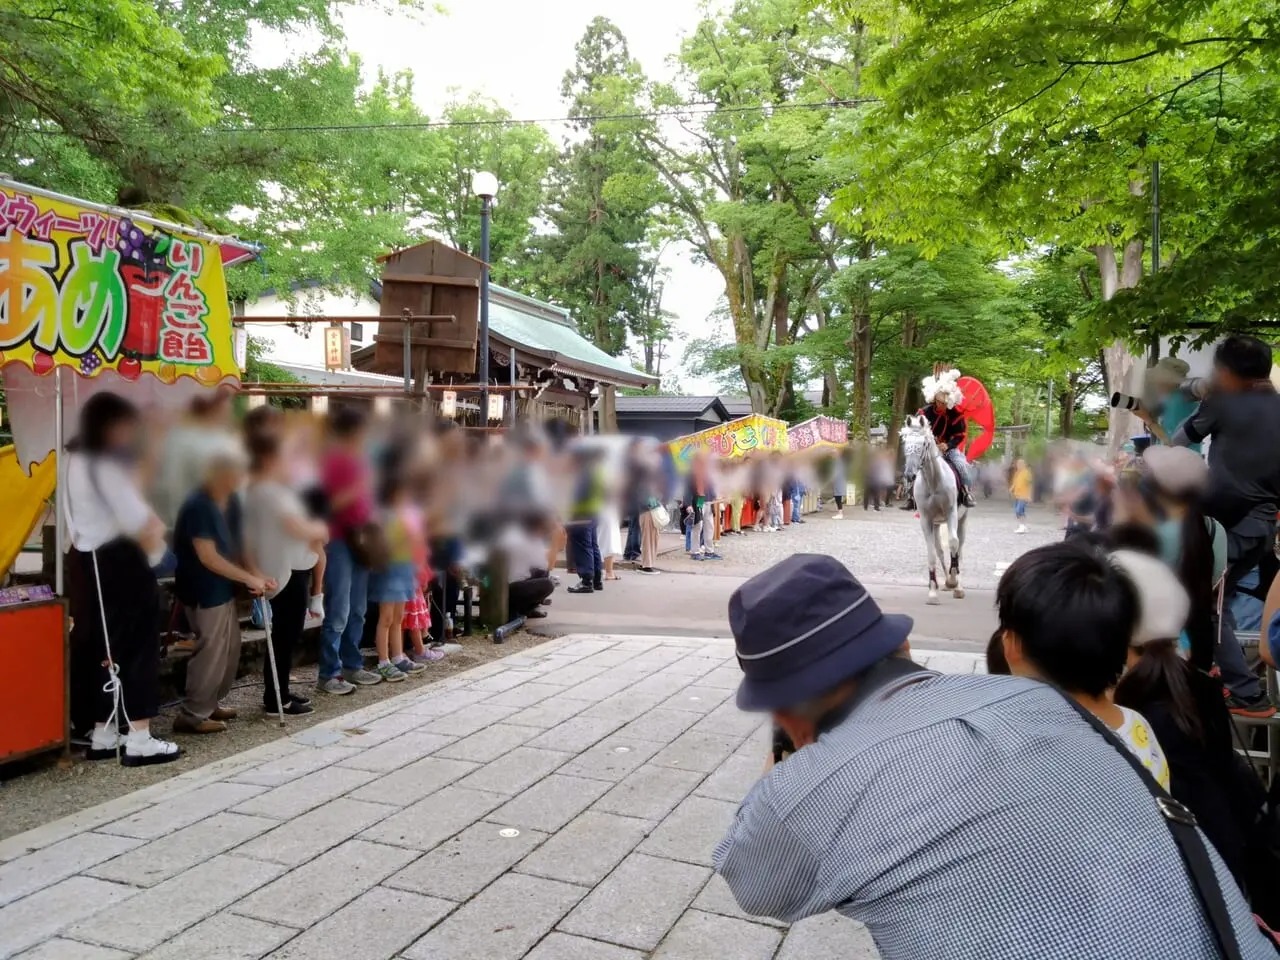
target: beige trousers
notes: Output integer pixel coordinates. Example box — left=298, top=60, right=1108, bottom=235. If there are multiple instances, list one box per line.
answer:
left=183, top=601, right=242, bottom=721
left=639, top=509, right=662, bottom=569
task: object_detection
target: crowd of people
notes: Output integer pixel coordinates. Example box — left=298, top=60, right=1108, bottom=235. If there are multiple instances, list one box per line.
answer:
left=61, top=392, right=674, bottom=767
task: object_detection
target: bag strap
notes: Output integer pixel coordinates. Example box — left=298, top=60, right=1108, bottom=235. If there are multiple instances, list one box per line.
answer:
left=1054, top=690, right=1246, bottom=960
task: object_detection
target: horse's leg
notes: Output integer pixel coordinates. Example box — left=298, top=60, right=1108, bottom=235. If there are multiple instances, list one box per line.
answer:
left=922, top=513, right=939, bottom=604
left=943, top=505, right=960, bottom=589
left=953, top=508, right=967, bottom=599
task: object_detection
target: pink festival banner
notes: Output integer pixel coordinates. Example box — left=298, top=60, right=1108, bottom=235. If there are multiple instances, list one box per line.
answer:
left=787, top=415, right=849, bottom=451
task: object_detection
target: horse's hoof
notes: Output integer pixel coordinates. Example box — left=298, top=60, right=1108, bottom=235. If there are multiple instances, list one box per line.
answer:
left=953, top=588, right=966, bottom=600
left=927, top=592, right=940, bottom=605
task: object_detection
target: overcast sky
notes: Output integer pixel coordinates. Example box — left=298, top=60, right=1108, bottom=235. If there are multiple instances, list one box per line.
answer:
left=257, top=1, right=729, bottom=393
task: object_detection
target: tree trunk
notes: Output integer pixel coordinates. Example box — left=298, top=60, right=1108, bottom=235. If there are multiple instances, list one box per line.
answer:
left=811, top=298, right=843, bottom=413
left=847, top=240, right=874, bottom=438
left=1091, top=239, right=1145, bottom=452
left=1058, top=371, right=1078, bottom=438
left=887, top=314, right=919, bottom=462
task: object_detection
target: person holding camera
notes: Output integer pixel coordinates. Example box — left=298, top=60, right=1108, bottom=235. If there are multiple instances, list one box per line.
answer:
left=714, top=551, right=1273, bottom=959
left=1143, top=337, right=1280, bottom=717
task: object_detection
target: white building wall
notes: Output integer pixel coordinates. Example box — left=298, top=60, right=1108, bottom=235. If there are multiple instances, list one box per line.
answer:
left=239, top=290, right=380, bottom=370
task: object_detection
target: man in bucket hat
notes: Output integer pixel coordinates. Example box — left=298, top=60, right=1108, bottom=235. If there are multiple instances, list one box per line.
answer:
left=713, top=553, right=1272, bottom=960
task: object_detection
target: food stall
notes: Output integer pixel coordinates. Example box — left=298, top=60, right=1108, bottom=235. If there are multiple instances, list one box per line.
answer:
left=668, top=414, right=789, bottom=536
left=0, top=177, right=253, bottom=765
left=787, top=416, right=850, bottom=515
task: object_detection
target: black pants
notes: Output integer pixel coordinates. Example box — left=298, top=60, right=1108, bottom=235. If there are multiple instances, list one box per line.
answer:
left=567, top=521, right=602, bottom=585
left=862, top=485, right=881, bottom=509
left=833, top=495, right=845, bottom=510
left=428, top=537, right=462, bottom=644
left=68, top=540, right=161, bottom=734
left=265, top=569, right=309, bottom=709
left=509, top=577, right=555, bottom=617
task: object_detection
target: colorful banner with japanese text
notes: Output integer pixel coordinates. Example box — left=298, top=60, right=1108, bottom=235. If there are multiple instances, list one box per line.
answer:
left=669, top=414, right=789, bottom=467
left=0, top=184, right=238, bottom=386
left=787, top=415, right=849, bottom=451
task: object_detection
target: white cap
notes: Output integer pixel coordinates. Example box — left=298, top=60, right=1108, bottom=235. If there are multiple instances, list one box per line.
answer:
left=1109, top=549, right=1190, bottom=647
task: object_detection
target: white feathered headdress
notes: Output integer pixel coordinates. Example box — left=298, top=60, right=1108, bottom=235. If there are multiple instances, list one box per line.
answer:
left=922, top=368, right=963, bottom=409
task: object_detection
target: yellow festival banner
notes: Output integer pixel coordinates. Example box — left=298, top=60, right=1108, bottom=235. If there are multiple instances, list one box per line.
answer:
left=669, top=414, right=789, bottom=467
left=0, top=184, right=238, bottom=385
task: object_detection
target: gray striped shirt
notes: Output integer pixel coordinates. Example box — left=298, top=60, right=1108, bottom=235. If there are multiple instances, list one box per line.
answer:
left=714, top=671, right=1273, bottom=959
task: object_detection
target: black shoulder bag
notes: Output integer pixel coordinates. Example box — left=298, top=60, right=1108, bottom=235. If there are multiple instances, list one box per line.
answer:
left=1055, top=691, right=1258, bottom=960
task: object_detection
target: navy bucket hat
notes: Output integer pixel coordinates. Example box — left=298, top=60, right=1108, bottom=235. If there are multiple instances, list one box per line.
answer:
left=729, top=554, right=913, bottom=711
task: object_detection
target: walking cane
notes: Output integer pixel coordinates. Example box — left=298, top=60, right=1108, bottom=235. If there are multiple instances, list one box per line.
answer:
left=261, top=598, right=286, bottom=728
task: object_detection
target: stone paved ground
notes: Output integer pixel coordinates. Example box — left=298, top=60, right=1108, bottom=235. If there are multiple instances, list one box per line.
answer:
left=0, top=634, right=983, bottom=960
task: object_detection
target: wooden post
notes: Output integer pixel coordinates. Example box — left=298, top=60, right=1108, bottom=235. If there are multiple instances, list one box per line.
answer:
left=480, top=548, right=510, bottom=633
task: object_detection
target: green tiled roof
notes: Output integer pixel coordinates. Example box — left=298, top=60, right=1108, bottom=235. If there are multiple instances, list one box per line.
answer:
left=487, top=285, right=656, bottom=387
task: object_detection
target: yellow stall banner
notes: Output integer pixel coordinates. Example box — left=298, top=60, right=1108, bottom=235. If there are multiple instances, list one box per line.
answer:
left=0, top=184, right=238, bottom=385
left=669, top=414, right=789, bottom=468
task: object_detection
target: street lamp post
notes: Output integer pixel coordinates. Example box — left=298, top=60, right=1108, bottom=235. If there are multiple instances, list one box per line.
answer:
left=471, top=171, right=498, bottom=427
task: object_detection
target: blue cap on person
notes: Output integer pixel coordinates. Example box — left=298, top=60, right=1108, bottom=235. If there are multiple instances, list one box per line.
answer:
left=729, top=554, right=914, bottom=711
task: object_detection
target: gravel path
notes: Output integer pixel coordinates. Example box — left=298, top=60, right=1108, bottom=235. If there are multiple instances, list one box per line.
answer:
left=664, top=494, right=1061, bottom=589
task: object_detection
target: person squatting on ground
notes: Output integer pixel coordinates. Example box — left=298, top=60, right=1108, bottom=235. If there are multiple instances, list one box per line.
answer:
left=715, top=551, right=1275, bottom=959
left=65, top=393, right=182, bottom=766
left=172, top=446, right=271, bottom=734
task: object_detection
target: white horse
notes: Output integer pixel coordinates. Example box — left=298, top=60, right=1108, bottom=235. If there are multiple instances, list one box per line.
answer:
left=900, top=415, right=969, bottom=603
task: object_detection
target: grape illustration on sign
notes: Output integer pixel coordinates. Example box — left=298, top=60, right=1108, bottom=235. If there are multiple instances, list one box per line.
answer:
left=0, top=187, right=235, bottom=385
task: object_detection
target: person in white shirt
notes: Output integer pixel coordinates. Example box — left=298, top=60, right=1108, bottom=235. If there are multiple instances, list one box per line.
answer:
left=243, top=431, right=328, bottom=716
left=65, top=392, right=181, bottom=766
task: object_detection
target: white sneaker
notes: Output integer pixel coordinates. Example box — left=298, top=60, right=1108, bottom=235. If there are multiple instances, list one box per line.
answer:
left=121, top=732, right=182, bottom=767
left=86, top=727, right=124, bottom=761
left=1016, top=524, right=1027, bottom=534
left=832, top=512, right=844, bottom=521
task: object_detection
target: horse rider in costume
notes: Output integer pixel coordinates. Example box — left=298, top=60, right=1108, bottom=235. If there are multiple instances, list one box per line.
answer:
left=909, top=368, right=977, bottom=510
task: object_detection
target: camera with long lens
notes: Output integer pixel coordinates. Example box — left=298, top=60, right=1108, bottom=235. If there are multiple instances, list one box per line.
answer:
left=1110, top=392, right=1143, bottom=412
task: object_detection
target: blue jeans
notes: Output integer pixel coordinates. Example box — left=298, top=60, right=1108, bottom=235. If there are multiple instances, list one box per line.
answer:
left=567, top=521, right=602, bottom=584
left=791, top=494, right=804, bottom=521
left=623, top=513, right=642, bottom=559
left=320, top=538, right=368, bottom=680
left=1014, top=499, right=1027, bottom=520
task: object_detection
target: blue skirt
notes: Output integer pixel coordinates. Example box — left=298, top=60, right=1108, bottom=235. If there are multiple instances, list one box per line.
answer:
left=368, top=562, right=419, bottom=604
